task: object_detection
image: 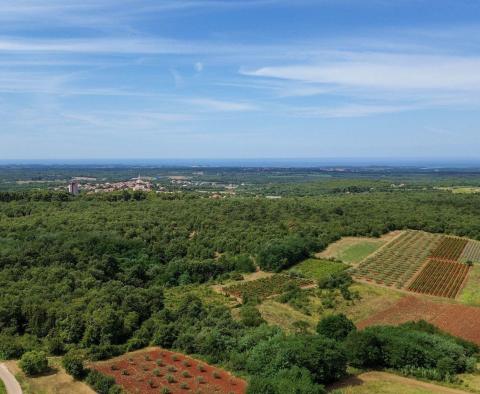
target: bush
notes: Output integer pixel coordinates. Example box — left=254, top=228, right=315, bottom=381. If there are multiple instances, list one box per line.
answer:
left=246, top=335, right=346, bottom=384
left=0, top=335, right=24, bottom=359
left=62, top=351, right=86, bottom=379
left=240, top=306, right=265, bottom=327
left=316, top=314, right=356, bottom=341
left=19, top=350, right=49, bottom=376
left=247, top=367, right=326, bottom=394
left=85, top=370, right=117, bottom=394
left=345, top=325, right=476, bottom=380
left=345, top=331, right=384, bottom=368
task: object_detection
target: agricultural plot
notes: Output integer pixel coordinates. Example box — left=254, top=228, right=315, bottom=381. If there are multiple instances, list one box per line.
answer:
left=224, top=274, right=313, bottom=302
left=352, top=231, right=443, bottom=289
left=460, top=240, right=480, bottom=263
left=358, top=296, right=480, bottom=345
left=408, top=259, right=470, bottom=298
left=92, top=348, right=246, bottom=394
left=429, top=237, right=468, bottom=261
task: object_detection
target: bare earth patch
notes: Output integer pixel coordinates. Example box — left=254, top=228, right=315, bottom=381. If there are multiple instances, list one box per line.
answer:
left=358, top=295, right=480, bottom=345
left=91, top=347, right=246, bottom=394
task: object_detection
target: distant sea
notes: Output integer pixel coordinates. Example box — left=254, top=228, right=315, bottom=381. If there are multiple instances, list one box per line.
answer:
left=0, top=158, right=480, bottom=169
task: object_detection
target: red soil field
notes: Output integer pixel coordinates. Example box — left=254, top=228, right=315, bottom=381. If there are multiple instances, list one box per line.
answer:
left=91, top=348, right=247, bottom=394
left=358, top=296, right=480, bottom=345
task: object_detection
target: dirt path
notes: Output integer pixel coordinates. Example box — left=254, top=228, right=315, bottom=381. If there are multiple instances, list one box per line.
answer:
left=330, top=371, right=470, bottom=394
left=0, top=364, right=22, bottom=394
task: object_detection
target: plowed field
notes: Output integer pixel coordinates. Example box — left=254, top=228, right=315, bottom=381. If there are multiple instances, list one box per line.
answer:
left=91, top=348, right=246, bottom=394
left=358, top=296, right=480, bottom=345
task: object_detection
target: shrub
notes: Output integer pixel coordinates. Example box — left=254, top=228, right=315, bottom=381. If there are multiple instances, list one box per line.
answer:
left=19, top=350, right=49, bottom=376
left=345, top=331, right=384, bottom=368
left=246, top=335, right=346, bottom=384
left=166, top=374, right=175, bottom=383
left=62, top=351, right=86, bottom=379
left=240, top=305, right=265, bottom=327
left=85, top=370, right=117, bottom=394
left=316, top=314, right=356, bottom=341
left=180, top=382, right=189, bottom=389
left=45, top=335, right=65, bottom=356
left=247, top=367, right=326, bottom=394
left=161, top=387, right=171, bottom=394
left=153, top=368, right=161, bottom=376
left=213, top=371, right=221, bottom=379
left=182, top=370, right=190, bottom=378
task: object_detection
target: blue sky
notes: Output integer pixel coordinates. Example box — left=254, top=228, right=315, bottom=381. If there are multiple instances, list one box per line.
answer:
left=1, top=0, right=480, bottom=160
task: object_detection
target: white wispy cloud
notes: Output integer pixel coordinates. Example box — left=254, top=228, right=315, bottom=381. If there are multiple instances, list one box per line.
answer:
left=187, top=98, right=257, bottom=112
left=243, top=54, right=480, bottom=91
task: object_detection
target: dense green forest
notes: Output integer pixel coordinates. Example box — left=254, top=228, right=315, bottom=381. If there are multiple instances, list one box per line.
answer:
left=1, top=188, right=480, bottom=391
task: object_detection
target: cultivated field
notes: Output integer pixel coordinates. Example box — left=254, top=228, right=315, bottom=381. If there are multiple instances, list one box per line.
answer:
left=91, top=348, right=246, bottom=394
left=352, top=231, right=443, bottom=289
left=352, top=230, right=478, bottom=299
left=316, top=233, right=398, bottom=264
left=430, top=237, right=468, bottom=261
left=358, top=296, right=480, bottom=345
left=460, top=240, right=480, bottom=263
left=408, top=259, right=470, bottom=299
left=223, top=274, right=313, bottom=302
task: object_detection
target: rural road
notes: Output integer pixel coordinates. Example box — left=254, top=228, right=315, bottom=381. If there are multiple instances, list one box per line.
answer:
left=0, top=364, right=22, bottom=394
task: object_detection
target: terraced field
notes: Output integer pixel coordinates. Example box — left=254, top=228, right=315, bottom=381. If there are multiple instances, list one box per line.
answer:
left=352, top=231, right=443, bottom=289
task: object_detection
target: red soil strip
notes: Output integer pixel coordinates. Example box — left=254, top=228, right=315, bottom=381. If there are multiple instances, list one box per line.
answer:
left=358, top=296, right=480, bottom=345
left=91, top=348, right=246, bottom=394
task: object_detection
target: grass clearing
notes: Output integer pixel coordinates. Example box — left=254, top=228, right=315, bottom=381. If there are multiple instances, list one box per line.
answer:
left=330, top=371, right=465, bottom=394
left=165, top=283, right=237, bottom=309
left=459, top=265, right=480, bottom=306
left=289, top=258, right=348, bottom=281
left=258, top=282, right=404, bottom=333
left=317, top=233, right=400, bottom=264
left=5, top=358, right=93, bottom=394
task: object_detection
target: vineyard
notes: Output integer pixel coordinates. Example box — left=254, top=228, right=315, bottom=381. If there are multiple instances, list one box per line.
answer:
left=460, top=240, right=480, bottom=263
left=352, top=230, right=477, bottom=299
left=429, top=237, right=468, bottom=261
left=407, top=259, right=470, bottom=298
left=224, top=274, right=313, bottom=301
left=351, top=231, right=443, bottom=288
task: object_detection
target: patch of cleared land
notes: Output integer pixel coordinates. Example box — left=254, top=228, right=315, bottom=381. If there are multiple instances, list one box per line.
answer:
left=289, top=258, right=348, bottom=281
left=92, top=347, right=246, bottom=394
left=5, top=358, right=93, bottom=394
left=258, top=282, right=404, bottom=333
left=317, top=234, right=399, bottom=264
left=459, top=265, right=480, bottom=306
left=165, top=283, right=237, bottom=309
left=358, top=296, right=480, bottom=345
left=330, top=371, right=470, bottom=394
